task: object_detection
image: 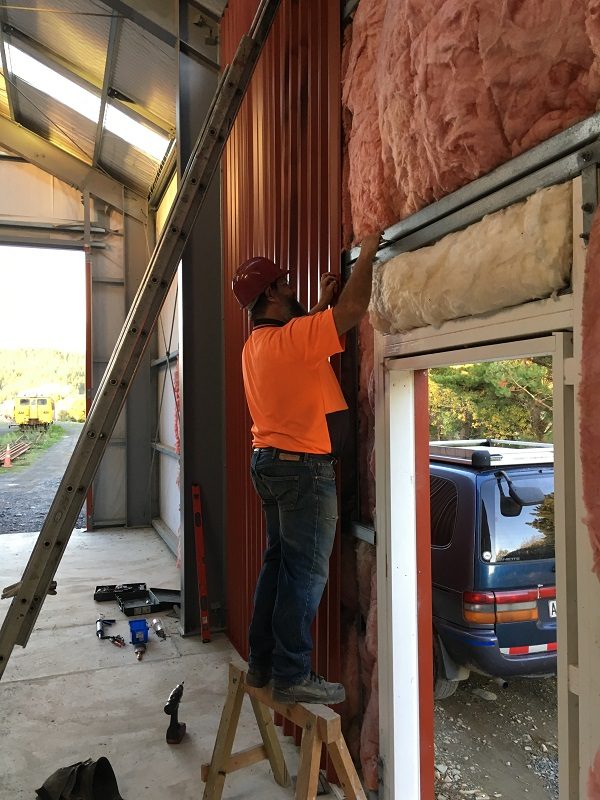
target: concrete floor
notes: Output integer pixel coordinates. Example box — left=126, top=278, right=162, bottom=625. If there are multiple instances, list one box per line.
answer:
left=0, top=528, right=303, bottom=800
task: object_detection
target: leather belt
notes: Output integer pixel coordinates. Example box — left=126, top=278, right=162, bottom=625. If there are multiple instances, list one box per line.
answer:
left=253, top=447, right=334, bottom=462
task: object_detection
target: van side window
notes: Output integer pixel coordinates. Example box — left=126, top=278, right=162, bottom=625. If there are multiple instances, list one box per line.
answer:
left=430, top=476, right=458, bottom=548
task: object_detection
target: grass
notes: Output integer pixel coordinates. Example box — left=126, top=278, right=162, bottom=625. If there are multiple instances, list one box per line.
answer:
left=0, top=424, right=67, bottom=470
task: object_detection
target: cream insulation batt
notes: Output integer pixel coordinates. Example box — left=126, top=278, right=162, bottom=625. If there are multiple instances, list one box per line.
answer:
left=369, top=182, right=573, bottom=333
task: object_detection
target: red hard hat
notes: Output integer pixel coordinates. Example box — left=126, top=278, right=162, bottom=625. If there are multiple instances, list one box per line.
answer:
left=232, top=256, right=288, bottom=309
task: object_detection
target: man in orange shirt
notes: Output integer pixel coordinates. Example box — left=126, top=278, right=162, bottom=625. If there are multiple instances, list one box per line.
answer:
left=232, top=234, right=380, bottom=704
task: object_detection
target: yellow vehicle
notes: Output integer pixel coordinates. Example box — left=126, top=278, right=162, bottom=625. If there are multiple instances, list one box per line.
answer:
left=13, top=396, right=55, bottom=429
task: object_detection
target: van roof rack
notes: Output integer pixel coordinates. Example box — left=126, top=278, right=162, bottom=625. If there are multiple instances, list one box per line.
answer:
left=429, top=439, right=554, bottom=467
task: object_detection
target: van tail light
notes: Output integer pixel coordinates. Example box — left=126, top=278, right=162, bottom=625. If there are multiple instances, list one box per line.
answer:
left=463, top=591, right=496, bottom=624
left=463, top=587, right=555, bottom=624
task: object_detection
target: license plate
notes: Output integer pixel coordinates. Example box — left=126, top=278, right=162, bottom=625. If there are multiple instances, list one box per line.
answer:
left=548, top=599, right=557, bottom=618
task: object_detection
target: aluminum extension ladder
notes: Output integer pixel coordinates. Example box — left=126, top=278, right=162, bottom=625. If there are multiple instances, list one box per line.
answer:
left=0, top=0, right=282, bottom=681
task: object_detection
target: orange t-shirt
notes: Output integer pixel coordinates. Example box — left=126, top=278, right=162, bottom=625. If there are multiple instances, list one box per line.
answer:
left=242, top=308, right=348, bottom=453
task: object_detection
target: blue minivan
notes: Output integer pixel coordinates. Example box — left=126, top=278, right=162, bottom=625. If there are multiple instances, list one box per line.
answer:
left=430, top=440, right=556, bottom=699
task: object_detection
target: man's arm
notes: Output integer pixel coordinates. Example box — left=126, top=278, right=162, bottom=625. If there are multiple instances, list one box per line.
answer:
left=332, top=233, right=380, bottom=335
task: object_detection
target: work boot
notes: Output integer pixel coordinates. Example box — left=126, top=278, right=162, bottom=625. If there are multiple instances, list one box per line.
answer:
left=246, top=665, right=271, bottom=688
left=272, top=672, right=345, bottom=705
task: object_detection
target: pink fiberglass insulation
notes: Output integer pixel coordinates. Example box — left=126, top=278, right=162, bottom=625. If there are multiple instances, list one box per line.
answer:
left=361, top=565, right=379, bottom=790
left=580, top=208, right=600, bottom=578
left=355, top=540, right=379, bottom=789
left=173, top=361, right=181, bottom=456
left=357, top=316, right=376, bottom=522
left=343, top=0, right=600, bottom=242
left=589, top=749, right=600, bottom=799
left=340, top=538, right=361, bottom=760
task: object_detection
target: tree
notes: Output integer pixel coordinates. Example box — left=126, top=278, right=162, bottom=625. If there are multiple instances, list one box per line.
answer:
left=429, top=358, right=552, bottom=442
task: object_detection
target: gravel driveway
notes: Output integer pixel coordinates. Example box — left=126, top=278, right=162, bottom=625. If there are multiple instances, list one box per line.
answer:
left=0, top=422, right=85, bottom=534
left=435, top=671, right=558, bottom=800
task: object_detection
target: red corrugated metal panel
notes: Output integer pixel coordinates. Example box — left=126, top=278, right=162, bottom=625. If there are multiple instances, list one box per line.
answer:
left=221, top=0, right=342, bottom=686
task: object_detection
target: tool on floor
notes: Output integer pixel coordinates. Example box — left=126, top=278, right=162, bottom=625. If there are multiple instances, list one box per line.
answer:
left=134, top=643, right=146, bottom=661
left=129, top=618, right=149, bottom=643
left=201, top=664, right=366, bottom=800
left=0, top=0, right=283, bottom=680
left=95, top=617, right=115, bottom=639
left=192, top=483, right=211, bottom=642
left=96, top=618, right=126, bottom=648
left=164, top=681, right=186, bottom=744
left=151, top=617, right=166, bottom=640
left=129, top=618, right=149, bottom=661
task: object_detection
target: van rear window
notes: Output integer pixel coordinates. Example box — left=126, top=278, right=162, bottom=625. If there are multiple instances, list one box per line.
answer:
left=479, top=473, right=554, bottom=563
left=19, top=399, right=29, bottom=405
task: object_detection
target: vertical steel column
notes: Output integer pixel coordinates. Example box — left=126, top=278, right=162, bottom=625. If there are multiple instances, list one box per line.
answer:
left=83, top=190, right=93, bottom=530
left=124, top=211, right=154, bottom=525
left=177, top=4, right=224, bottom=634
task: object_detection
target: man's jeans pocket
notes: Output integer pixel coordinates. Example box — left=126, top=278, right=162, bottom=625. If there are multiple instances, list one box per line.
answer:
left=258, top=474, right=299, bottom=511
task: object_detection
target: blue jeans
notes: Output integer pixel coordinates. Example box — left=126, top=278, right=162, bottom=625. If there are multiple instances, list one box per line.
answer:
left=248, top=449, right=338, bottom=687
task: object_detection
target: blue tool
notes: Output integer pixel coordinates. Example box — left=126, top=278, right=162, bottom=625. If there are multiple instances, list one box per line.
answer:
left=128, top=618, right=149, bottom=644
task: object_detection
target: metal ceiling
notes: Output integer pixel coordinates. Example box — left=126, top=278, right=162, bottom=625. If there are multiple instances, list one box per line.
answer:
left=0, top=0, right=227, bottom=202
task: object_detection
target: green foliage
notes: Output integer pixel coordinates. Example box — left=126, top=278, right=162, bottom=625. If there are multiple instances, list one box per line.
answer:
left=429, top=358, right=552, bottom=442
left=0, top=348, right=84, bottom=403
left=0, top=425, right=67, bottom=470
left=0, top=349, right=85, bottom=422
left=60, top=395, right=86, bottom=422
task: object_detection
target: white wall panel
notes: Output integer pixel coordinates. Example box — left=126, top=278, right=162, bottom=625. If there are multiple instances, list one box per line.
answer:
left=153, top=170, right=179, bottom=541
left=157, top=364, right=178, bottom=450
left=0, top=162, right=83, bottom=220
left=159, top=452, right=180, bottom=540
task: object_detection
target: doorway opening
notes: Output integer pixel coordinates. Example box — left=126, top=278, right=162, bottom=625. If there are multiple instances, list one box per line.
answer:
left=428, top=357, right=558, bottom=800
left=0, top=245, right=87, bottom=534
left=375, top=333, right=571, bottom=800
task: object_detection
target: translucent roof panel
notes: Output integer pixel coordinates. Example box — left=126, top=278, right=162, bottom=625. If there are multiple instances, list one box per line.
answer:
left=100, top=129, right=165, bottom=193
left=104, top=106, right=169, bottom=161
left=14, top=76, right=96, bottom=162
left=0, top=72, right=9, bottom=118
left=112, top=20, right=176, bottom=130
left=5, top=0, right=110, bottom=85
left=7, top=44, right=169, bottom=163
left=7, top=44, right=101, bottom=123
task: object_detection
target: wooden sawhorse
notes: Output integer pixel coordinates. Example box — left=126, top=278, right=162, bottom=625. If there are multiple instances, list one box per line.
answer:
left=201, top=664, right=366, bottom=800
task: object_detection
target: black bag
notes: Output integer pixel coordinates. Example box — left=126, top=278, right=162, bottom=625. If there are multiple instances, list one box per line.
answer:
left=36, top=757, right=124, bottom=800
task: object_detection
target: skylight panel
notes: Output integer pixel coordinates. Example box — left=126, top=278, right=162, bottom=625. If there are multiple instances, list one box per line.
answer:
left=6, top=44, right=170, bottom=162
left=104, top=105, right=169, bottom=161
left=7, top=44, right=100, bottom=123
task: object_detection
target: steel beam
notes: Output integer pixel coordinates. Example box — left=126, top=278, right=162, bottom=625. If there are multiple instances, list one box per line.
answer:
left=365, top=143, right=600, bottom=268
left=93, top=10, right=122, bottom=167
left=177, top=7, right=224, bottom=635
left=0, top=115, right=147, bottom=222
left=101, top=0, right=219, bottom=72
left=0, top=1, right=18, bottom=120
left=348, top=112, right=600, bottom=264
